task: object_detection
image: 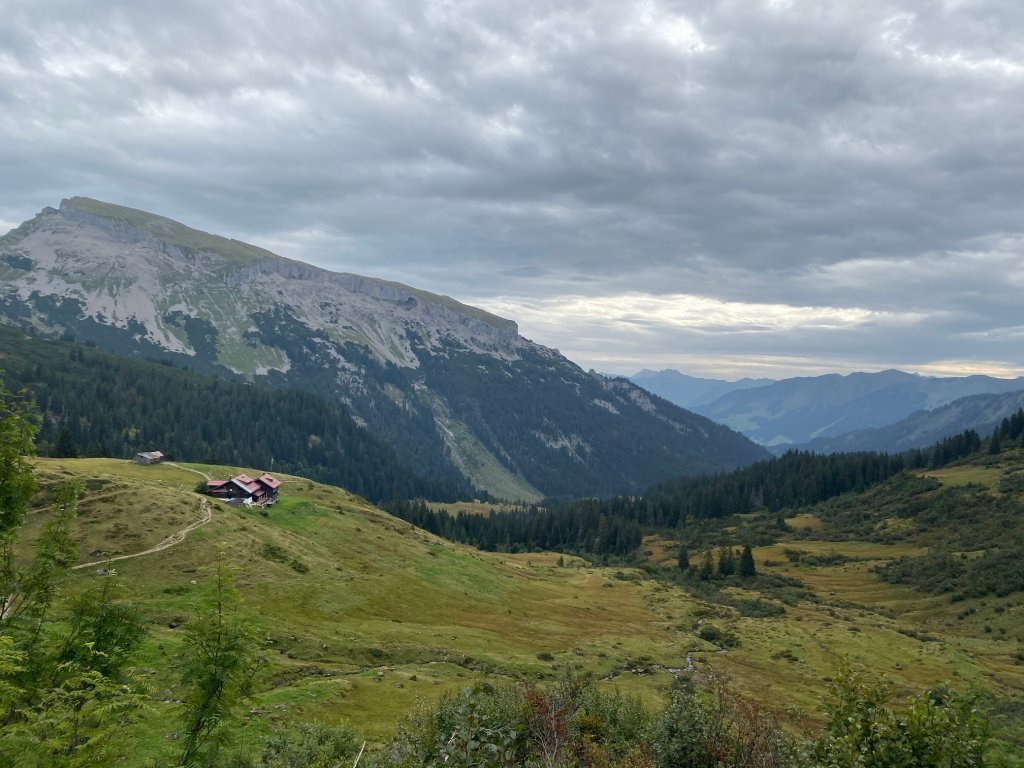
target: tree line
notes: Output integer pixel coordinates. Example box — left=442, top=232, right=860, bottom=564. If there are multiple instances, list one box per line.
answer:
left=390, top=426, right=1004, bottom=559
left=385, top=498, right=644, bottom=556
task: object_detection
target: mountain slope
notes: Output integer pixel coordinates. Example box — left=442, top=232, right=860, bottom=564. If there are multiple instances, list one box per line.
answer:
left=692, top=369, right=1024, bottom=447
left=628, top=369, right=774, bottom=409
left=0, top=198, right=768, bottom=497
left=799, top=389, right=1024, bottom=454
left=0, top=324, right=470, bottom=501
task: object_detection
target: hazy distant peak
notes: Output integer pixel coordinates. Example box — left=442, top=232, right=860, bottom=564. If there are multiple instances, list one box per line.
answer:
left=628, top=368, right=774, bottom=408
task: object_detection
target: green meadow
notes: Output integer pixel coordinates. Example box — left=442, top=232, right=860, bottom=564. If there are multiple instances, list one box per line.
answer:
left=18, top=454, right=1024, bottom=762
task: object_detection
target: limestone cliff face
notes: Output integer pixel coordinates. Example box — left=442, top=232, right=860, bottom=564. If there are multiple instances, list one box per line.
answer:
left=1, top=198, right=521, bottom=369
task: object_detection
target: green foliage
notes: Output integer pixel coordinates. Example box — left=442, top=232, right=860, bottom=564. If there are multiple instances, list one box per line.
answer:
left=697, top=624, right=740, bottom=649
left=55, top=579, right=148, bottom=680
left=1, top=481, right=80, bottom=628
left=699, top=550, right=715, bottom=581
left=230, top=722, right=363, bottom=768
left=0, top=376, right=38, bottom=537
left=648, top=450, right=908, bottom=521
left=2, top=653, right=148, bottom=767
left=0, top=376, right=149, bottom=766
left=380, top=674, right=653, bottom=768
left=926, top=429, right=983, bottom=469
left=738, top=545, right=756, bottom=578
left=716, top=547, right=736, bottom=577
left=439, top=686, right=524, bottom=768
left=51, top=424, right=79, bottom=458
left=386, top=498, right=643, bottom=557
left=384, top=448, right=933, bottom=560
left=650, top=684, right=800, bottom=768
left=177, top=551, right=265, bottom=766
left=732, top=597, right=785, bottom=618
left=878, top=547, right=1024, bottom=600
left=678, top=544, right=690, bottom=573
left=813, top=664, right=987, bottom=768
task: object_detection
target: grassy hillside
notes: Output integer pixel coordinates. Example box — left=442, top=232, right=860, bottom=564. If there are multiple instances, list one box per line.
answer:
left=17, top=455, right=1024, bottom=763
left=23, top=459, right=699, bottom=761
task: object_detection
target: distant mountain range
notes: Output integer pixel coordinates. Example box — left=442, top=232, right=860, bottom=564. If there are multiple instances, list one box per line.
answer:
left=797, top=389, right=1024, bottom=454
left=0, top=197, right=768, bottom=499
left=628, top=369, right=775, bottom=408
left=631, top=367, right=1024, bottom=455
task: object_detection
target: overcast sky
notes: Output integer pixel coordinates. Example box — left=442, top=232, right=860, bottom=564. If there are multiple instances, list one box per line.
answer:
left=3, top=0, right=1023, bottom=379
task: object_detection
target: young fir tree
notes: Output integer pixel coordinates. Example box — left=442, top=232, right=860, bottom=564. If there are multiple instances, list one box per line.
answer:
left=177, top=549, right=264, bottom=766
left=677, top=544, right=690, bottom=573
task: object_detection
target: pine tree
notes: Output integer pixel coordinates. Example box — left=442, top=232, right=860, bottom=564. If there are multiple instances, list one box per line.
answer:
left=52, top=424, right=78, bottom=459
left=739, top=545, right=756, bottom=578
left=677, top=544, right=690, bottom=573
left=717, top=546, right=736, bottom=577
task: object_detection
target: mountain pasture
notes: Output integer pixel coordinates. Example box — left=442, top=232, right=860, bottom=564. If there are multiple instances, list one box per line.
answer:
left=16, top=456, right=1024, bottom=761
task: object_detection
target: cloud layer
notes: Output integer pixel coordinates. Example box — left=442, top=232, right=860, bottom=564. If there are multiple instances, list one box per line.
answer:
left=3, top=0, right=1023, bottom=377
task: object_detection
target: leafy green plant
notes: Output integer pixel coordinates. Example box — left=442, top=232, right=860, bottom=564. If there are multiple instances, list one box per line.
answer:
left=813, top=663, right=987, bottom=768
left=651, top=684, right=802, bottom=768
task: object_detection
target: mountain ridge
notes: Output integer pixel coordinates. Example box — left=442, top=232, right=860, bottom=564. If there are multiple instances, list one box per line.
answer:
left=629, top=368, right=775, bottom=408
left=795, top=388, right=1024, bottom=454
left=688, top=369, right=1024, bottom=447
left=0, top=198, right=769, bottom=498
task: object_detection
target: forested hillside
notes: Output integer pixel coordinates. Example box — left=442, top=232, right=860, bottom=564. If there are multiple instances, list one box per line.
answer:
left=394, top=430, right=993, bottom=558
left=0, top=326, right=470, bottom=501
left=799, top=389, right=1024, bottom=454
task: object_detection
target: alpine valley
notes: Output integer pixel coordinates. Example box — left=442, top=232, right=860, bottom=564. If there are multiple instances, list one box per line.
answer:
left=3, top=199, right=1024, bottom=767
left=0, top=197, right=767, bottom=500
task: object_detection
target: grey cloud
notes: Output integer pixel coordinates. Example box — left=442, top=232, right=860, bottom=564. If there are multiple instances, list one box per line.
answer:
left=2, top=0, right=1023, bottom=375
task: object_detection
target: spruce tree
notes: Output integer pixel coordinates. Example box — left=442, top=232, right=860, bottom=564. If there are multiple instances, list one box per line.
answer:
left=739, top=544, right=756, bottom=578
left=717, top=546, right=736, bottom=577
left=677, top=544, right=690, bottom=573
left=52, top=424, right=79, bottom=459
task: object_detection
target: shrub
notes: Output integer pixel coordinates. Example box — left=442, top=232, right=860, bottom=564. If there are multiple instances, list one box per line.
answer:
left=813, top=664, right=987, bottom=768
left=260, top=722, right=362, bottom=768
left=698, top=624, right=741, bottom=649
left=651, top=685, right=801, bottom=768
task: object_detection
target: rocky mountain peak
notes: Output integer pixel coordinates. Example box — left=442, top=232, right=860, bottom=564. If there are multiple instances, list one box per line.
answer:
left=1, top=198, right=519, bottom=369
